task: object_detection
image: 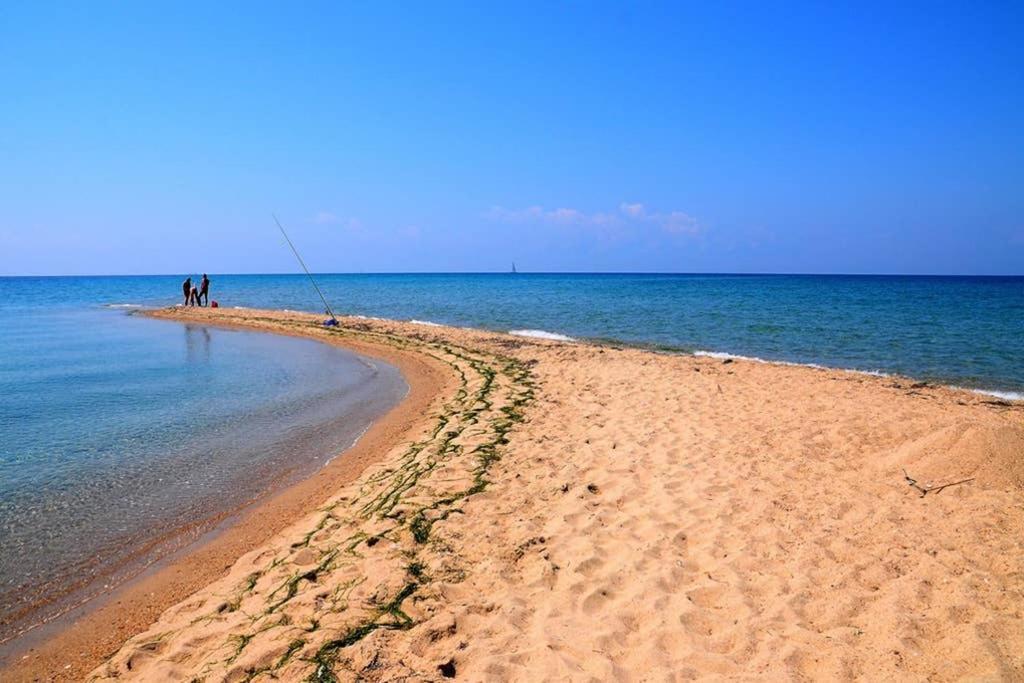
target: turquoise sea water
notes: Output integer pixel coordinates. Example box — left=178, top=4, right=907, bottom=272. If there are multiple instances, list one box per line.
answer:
left=0, top=272, right=1021, bottom=646
left=6, top=273, right=1020, bottom=392
left=0, top=282, right=406, bottom=646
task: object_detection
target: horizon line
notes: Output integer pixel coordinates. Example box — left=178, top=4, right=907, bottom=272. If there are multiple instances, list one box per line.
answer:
left=1, top=271, right=1023, bottom=279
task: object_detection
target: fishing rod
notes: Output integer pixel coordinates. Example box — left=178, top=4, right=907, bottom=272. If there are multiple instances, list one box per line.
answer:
left=273, top=213, right=338, bottom=325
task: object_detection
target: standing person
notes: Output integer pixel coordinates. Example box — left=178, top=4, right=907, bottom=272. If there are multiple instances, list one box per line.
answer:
left=190, top=283, right=200, bottom=306
left=199, top=274, right=210, bottom=306
left=182, top=276, right=192, bottom=306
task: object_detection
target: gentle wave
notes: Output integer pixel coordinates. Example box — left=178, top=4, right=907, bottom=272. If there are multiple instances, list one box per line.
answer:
left=694, top=350, right=1023, bottom=401
left=694, top=349, right=829, bottom=369
left=509, top=329, right=576, bottom=342
left=104, top=303, right=143, bottom=309
left=409, top=319, right=443, bottom=327
left=324, top=423, right=372, bottom=466
left=969, top=388, right=1024, bottom=402
left=694, top=350, right=889, bottom=377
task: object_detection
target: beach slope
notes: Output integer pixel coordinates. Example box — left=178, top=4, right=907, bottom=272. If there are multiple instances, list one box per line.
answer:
left=16, top=307, right=1024, bottom=681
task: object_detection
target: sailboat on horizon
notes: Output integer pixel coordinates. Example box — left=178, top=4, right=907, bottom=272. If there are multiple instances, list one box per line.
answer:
left=511, top=262, right=517, bottom=274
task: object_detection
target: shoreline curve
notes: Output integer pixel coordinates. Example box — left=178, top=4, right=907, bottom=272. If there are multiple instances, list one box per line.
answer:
left=7, top=305, right=1023, bottom=681
left=2, top=307, right=454, bottom=682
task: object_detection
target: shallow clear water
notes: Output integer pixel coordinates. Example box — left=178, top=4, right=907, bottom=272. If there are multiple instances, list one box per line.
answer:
left=0, top=295, right=405, bottom=641
left=4, top=273, right=1019, bottom=393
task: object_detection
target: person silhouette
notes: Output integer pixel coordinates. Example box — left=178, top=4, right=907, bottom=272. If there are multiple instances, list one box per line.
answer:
left=199, top=274, right=210, bottom=306
left=181, top=276, right=192, bottom=306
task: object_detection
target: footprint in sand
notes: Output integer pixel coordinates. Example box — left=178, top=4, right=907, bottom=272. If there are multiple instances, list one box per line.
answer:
left=581, top=586, right=616, bottom=614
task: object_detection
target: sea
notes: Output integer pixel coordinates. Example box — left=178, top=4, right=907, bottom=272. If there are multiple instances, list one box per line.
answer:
left=0, top=272, right=1021, bottom=646
left=0, top=276, right=408, bottom=648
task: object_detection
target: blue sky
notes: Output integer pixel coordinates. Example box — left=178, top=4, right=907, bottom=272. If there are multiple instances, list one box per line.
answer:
left=1, top=1, right=1021, bottom=275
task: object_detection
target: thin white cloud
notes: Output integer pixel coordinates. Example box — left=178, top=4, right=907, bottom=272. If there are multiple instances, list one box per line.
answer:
left=619, top=202, right=645, bottom=218
left=660, top=211, right=700, bottom=236
left=549, top=207, right=584, bottom=223
left=486, top=202, right=703, bottom=237
left=313, top=211, right=363, bottom=231
left=485, top=205, right=589, bottom=224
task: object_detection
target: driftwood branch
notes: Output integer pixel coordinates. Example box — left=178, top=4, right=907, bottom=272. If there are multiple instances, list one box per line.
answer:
left=903, top=469, right=975, bottom=497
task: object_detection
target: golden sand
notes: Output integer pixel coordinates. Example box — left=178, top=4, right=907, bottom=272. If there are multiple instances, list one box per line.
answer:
left=8, top=307, right=1023, bottom=681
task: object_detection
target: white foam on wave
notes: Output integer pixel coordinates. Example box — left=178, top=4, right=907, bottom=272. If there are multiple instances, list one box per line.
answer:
left=694, top=350, right=1024, bottom=399
left=967, top=388, right=1024, bottom=402
left=324, top=423, right=372, bottom=466
left=694, top=349, right=826, bottom=369
left=694, top=350, right=755, bottom=361
left=105, top=303, right=143, bottom=309
left=509, top=329, right=576, bottom=342
left=409, top=319, right=443, bottom=327
left=693, top=350, right=889, bottom=377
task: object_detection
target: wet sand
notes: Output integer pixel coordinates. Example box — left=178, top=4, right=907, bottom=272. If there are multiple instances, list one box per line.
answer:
left=7, top=306, right=1024, bottom=681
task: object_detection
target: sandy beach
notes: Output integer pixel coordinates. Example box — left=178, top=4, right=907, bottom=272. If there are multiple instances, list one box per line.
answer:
left=7, top=306, right=1023, bottom=681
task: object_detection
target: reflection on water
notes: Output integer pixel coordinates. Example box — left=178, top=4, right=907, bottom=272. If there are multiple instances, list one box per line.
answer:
left=0, top=309, right=406, bottom=645
left=184, top=323, right=212, bottom=363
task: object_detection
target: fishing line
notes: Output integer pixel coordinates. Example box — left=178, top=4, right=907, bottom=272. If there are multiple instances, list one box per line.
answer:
left=273, top=213, right=338, bottom=323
